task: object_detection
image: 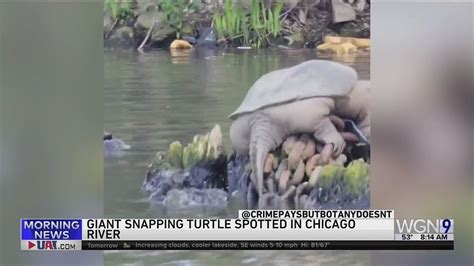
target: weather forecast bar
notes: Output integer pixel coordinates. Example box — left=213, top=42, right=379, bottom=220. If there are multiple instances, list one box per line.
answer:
left=81, top=240, right=453, bottom=250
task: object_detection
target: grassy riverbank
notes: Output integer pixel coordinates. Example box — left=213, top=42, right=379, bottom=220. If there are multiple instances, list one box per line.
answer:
left=104, top=0, right=370, bottom=50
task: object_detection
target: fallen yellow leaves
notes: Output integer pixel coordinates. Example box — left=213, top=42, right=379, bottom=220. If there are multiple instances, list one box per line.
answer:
left=317, top=36, right=370, bottom=56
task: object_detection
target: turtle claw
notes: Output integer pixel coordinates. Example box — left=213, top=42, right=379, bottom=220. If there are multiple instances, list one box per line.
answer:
left=314, top=117, right=346, bottom=159
left=332, top=138, right=346, bottom=157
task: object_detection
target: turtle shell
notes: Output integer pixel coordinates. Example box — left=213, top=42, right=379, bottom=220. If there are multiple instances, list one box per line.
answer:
left=229, top=60, right=358, bottom=119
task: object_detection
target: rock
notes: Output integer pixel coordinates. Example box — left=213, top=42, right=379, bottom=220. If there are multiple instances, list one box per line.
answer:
left=145, top=155, right=227, bottom=203
left=135, top=10, right=175, bottom=43
left=193, top=27, right=218, bottom=48
left=103, top=16, right=112, bottom=32
left=284, top=32, right=305, bottom=48
left=183, top=36, right=197, bottom=44
left=298, top=9, right=307, bottom=24
left=135, top=10, right=162, bottom=30
left=163, top=188, right=228, bottom=209
left=104, top=138, right=130, bottom=153
left=144, top=126, right=228, bottom=205
left=353, top=0, right=367, bottom=12
left=135, top=0, right=157, bottom=14
left=114, top=26, right=134, bottom=39
left=103, top=133, right=130, bottom=156
left=151, top=27, right=176, bottom=44
left=103, top=132, right=113, bottom=140
left=283, top=0, right=299, bottom=9
left=331, top=0, right=356, bottom=23
left=338, top=8, right=371, bottom=39
left=180, top=23, right=194, bottom=37
left=145, top=168, right=185, bottom=201
left=147, top=151, right=171, bottom=175
left=107, top=26, right=135, bottom=48
left=227, top=154, right=250, bottom=194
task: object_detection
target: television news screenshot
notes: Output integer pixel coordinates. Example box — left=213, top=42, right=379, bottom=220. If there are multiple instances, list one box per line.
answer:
left=0, top=1, right=472, bottom=265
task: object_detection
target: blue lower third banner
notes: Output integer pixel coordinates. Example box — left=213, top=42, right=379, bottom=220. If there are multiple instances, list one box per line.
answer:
left=21, top=219, right=82, bottom=240
left=21, top=219, right=82, bottom=250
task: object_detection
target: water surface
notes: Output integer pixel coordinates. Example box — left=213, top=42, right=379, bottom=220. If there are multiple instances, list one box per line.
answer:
left=105, top=49, right=370, bottom=265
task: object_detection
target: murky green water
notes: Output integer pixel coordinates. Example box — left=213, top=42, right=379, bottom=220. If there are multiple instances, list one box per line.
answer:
left=104, top=49, right=370, bottom=265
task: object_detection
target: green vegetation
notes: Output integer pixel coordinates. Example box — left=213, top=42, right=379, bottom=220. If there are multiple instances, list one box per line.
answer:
left=149, top=125, right=223, bottom=172
left=104, top=0, right=133, bottom=20
left=315, top=159, right=370, bottom=199
left=342, top=159, right=370, bottom=197
left=168, top=141, right=184, bottom=169
left=213, top=0, right=284, bottom=48
left=158, top=0, right=200, bottom=38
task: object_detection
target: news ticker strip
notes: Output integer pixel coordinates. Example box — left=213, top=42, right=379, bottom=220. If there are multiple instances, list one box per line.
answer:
left=21, top=240, right=453, bottom=251
left=20, top=210, right=454, bottom=251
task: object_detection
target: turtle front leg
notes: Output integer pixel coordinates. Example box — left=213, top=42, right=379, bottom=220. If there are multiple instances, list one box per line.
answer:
left=313, top=117, right=346, bottom=157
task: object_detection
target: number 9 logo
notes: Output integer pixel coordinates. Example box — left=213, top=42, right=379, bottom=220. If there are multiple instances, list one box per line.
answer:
left=440, top=219, right=453, bottom=233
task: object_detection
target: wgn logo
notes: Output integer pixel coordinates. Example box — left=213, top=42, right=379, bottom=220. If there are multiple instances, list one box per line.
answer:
left=396, top=218, right=453, bottom=234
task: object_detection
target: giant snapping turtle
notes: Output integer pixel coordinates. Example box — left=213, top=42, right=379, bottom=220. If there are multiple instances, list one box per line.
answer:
left=229, top=60, right=370, bottom=197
